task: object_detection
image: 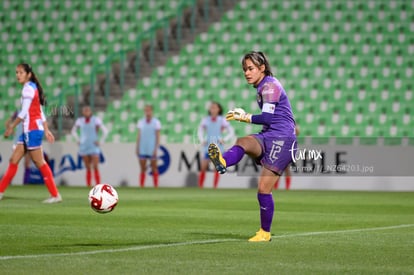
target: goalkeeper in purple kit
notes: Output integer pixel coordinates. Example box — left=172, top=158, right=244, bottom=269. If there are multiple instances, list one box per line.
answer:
left=208, top=51, right=297, bottom=242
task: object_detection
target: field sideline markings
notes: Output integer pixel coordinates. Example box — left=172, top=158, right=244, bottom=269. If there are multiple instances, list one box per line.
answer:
left=0, top=224, right=412, bottom=261
left=271, top=223, right=414, bottom=239
left=0, top=239, right=238, bottom=261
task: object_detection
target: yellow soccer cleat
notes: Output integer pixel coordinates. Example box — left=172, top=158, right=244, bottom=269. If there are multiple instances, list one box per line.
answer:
left=208, top=143, right=227, bottom=174
left=248, top=228, right=272, bottom=242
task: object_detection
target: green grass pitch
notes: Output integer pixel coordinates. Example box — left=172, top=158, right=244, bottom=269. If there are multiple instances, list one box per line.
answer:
left=0, top=186, right=413, bottom=274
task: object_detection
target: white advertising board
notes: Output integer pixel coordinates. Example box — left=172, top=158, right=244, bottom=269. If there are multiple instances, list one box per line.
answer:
left=1, top=141, right=413, bottom=191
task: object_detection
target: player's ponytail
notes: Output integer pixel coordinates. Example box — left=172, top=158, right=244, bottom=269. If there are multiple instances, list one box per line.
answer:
left=31, top=72, right=46, bottom=106
left=18, top=63, right=47, bottom=106
left=242, top=51, right=273, bottom=76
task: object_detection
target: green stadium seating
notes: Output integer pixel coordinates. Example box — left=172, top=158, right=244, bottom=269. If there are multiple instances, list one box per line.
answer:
left=0, top=0, right=191, bottom=135
left=1, top=0, right=412, bottom=145
left=108, top=0, right=411, bottom=144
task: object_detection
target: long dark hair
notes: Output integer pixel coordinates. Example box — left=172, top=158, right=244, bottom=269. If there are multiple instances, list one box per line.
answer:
left=18, top=63, right=46, bottom=106
left=208, top=101, right=223, bottom=116
left=242, top=51, right=273, bottom=76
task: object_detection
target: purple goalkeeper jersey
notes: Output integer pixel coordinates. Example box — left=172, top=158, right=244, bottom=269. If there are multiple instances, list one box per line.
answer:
left=255, top=75, right=296, bottom=136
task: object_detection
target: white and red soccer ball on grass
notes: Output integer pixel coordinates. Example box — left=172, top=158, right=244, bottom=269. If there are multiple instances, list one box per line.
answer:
left=88, top=184, right=119, bottom=213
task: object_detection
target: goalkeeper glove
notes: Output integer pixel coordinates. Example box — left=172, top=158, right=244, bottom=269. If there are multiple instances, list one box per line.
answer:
left=226, top=108, right=252, bottom=123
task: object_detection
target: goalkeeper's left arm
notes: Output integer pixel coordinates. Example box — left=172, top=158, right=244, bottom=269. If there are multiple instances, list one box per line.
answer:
left=226, top=102, right=277, bottom=125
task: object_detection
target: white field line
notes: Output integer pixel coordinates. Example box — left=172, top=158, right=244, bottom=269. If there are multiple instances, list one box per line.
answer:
left=271, top=223, right=414, bottom=239
left=0, top=224, right=412, bottom=261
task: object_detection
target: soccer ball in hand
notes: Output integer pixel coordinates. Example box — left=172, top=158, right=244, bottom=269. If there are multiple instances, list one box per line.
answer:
left=88, top=184, right=119, bottom=213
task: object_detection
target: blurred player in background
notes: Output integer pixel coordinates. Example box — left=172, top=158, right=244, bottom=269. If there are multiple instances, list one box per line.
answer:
left=208, top=51, right=297, bottom=242
left=136, top=105, right=161, bottom=188
left=197, top=101, right=234, bottom=188
left=71, top=106, right=108, bottom=187
left=274, top=125, right=299, bottom=190
left=0, top=63, right=61, bottom=203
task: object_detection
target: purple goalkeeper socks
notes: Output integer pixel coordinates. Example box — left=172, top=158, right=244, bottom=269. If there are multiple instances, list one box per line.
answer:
left=223, top=145, right=245, bottom=167
left=258, top=193, right=274, bottom=232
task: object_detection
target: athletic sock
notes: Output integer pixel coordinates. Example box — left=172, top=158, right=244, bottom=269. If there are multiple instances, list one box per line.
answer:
left=0, top=163, right=18, bottom=193
left=39, top=163, right=59, bottom=197
left=198, top=171, right=206, bottom=188
left=153, top=172, right=159, bottom=188
left=140, top=172, right=145, bottom=187
left=86, top=170, right=92, bottom=187
left=222, top=145, right=245, bottom=167
left=213, top=171, right=219, bottom=188
left=94, top=168, right=101, bottom=185
left=274, top=178, right=280, bottom=190
left=257, top=193, right=274, bottom=232
left=285, top=176, right=291, bottom=190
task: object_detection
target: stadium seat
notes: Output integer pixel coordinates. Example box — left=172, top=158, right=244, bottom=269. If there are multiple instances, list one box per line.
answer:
left=0, top=0, right=194, bottom=138
left=1, top=0, right=411, bottom=145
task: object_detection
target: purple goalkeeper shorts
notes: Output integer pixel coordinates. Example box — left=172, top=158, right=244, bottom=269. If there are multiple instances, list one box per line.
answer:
left=252, top=132, right=297, bottom=175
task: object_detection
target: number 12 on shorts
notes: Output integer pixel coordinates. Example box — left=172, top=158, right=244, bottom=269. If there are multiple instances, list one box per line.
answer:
left=269, top=140, right=284, bottom=163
